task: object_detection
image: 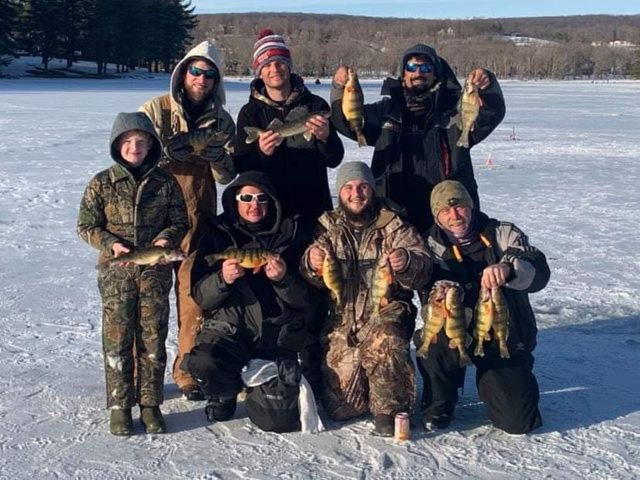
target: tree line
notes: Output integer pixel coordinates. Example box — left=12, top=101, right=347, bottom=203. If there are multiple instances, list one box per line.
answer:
left=194, top=13, right=640, bottom=79
left=2, top=7, right=640, bottom=79
left=0, top=0, right=196, bottom=75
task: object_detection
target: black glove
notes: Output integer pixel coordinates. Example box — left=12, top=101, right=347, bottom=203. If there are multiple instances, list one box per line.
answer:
left=200, top=143, right=225, bottom=163
left=164, top=132, right=194, bottom=163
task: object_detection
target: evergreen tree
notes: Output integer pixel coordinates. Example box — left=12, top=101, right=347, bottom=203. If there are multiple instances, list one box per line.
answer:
left=18, top=0, right=63, bottom=70
left=0, top=0, right=19, bottom=59
left=59, top=0, right=91, bottom=68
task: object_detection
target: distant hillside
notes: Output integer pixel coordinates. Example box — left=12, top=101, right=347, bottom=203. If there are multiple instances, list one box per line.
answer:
left=193, top=13, right=640, bottom=79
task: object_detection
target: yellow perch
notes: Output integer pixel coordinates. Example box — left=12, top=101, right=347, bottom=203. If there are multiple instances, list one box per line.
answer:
left=342, top=68, right=367, bottom=147
left=205, top=248, right=279, bottom=273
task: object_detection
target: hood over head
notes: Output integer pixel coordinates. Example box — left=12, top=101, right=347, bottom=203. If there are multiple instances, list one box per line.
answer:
left=400, top=43, right=442, bottom=78
left=171, top=41, right=226, bottom=108
left=109, top=111, right=162, bottom=167
left=221, top=171, right=282, bottom=234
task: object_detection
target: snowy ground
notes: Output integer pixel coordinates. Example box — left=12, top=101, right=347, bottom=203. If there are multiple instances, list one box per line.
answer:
left=0, top=76, right=639, bottom=479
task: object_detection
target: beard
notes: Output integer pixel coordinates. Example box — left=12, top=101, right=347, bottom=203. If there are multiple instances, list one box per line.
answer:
left=339, top=197, right=377, bottom=226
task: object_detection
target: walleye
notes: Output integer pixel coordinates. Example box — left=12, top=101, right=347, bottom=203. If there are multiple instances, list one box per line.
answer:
left=244, top=107, right=330, bottom=145
left=96, top=246, right=186, bottom=270
left=342, top=68, right=366, bottom=147
left=370, top=255, right=394, bottom=317
left=416, top=281, right=471, bottom=366
left=474, top=286, right=510, bottom=358
left=204, top=247, right=279, bottom=273
left=317, top=249, right=343, bottom=309
left=453, top=77, right=483, bottom=149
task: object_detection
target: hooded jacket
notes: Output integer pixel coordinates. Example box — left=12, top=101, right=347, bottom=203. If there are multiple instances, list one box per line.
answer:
left=300, top=201, right=432, bottom=343
left=190, top=171, right=313, bottom=358
left=330, top=50, right=505, bottom=234
left=140, top=41, right=236, bottom=254
left=77, top=112, right=188, bottom=264
left=424, top=211, right=550, bottom=354
left=234, top=73, right=344, bottom=220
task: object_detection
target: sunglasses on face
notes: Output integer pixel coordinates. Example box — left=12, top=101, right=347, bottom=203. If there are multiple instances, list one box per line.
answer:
left=236, top=193, right=269, bottom=204
left=405, top=62, right=435, bottom=74
left=187, top=65, right=218, bottom=80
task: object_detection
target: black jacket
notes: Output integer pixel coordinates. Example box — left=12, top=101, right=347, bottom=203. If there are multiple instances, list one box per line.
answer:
left=331, top=58, right=505, bottom=233
left=191, top=171, right=313, bottom=359
left=424, top=212, right=550, bottom=354
left=234, top=74, right=344, bottom=220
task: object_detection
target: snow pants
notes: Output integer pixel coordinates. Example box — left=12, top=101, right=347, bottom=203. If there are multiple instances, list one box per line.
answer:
left=414, top=328, right=542, bottom=434
left=321, top=301, right=416, bottom=420
left=98, top=264, right=172, bottom=409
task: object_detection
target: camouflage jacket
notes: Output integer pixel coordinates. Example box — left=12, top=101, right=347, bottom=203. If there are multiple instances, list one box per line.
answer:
left=301, top=204, right=432, bottom=334
left=77, top=163, right=188, bottom=264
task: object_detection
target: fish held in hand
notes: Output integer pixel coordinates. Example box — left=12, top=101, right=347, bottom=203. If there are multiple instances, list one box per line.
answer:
left=205, top=248, right=279, bottom=273
left=443, top=285, right=473, bottom=366
left=342, top=68, right=366, bottom=147
left=452, top=77, right=482, bottom=149
left=244, top=108, right=330, bottom=145
left=96, top=246, right=186, bottom=270
left=370, top=255, right=394, bottom=317
left=318, top=250, right=343, bottom=309
left=474, top=286, right=510, bottom=358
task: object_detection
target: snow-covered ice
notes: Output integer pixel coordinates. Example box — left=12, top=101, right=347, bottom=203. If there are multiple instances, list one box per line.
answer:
left=0, top=76, right=639, bottom=479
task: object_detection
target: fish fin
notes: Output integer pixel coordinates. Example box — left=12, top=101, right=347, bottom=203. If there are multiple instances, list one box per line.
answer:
left=267, top=118, right=284, bottom=130
left=456, top=134, right=470, bottom=148
left=499, top=342, right=510, bottom=359
left=303, top=130, right=313, bottom=142
left=448, top=339, right=456, bottom=349
left=274, top=136, right=285, bottom=147
left=459, top=351, right=472, bottom=366
left=252, top=266, right=261, bottom=274
left=285, top=106, right=309, bottom=121
left=244, top=127, right=263, bottom=144
left=483, top=333, right=491, bottom=341
left=356, top=132, right=367, bottom=147
left=447, top=112, right=461, bottom=129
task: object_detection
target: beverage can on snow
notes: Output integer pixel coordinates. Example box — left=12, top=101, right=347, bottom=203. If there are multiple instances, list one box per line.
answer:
left=394, top=412, right=410, bottom=441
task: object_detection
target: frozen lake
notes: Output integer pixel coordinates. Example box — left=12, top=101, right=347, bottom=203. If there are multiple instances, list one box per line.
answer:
left=0, top=77, right=639, bottom=479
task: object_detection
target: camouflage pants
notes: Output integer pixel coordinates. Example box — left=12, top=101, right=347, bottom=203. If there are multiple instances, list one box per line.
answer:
left=172, top=254, right=204, bottom=389
left=321, top=301, right=416, bottom=420
left=98, top=263, right=173, bottom=409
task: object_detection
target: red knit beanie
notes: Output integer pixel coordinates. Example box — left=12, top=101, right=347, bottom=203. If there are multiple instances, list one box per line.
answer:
left=252, top=28, right=292, bottom=77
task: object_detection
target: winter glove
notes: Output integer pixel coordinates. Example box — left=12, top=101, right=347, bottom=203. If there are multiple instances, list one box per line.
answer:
left=164, top=131, right=194, bottom=163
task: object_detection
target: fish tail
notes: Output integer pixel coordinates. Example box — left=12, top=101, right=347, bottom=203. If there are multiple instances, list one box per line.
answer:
left=356, top=131, right=367, bottom=147
left=244, top=127, right=263, bottom=144
left=457, top=131, right=470, bottom=148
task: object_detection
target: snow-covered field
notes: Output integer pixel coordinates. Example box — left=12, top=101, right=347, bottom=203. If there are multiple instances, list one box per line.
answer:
left=0, top=76, right=638, bottom=479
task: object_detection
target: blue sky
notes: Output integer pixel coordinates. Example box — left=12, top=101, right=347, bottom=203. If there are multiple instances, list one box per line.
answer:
left=190, top=0, right=639, bottom=19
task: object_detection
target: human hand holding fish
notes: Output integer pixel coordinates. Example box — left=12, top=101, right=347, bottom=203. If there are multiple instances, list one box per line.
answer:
left=388, top=248, right=408, bottom=272
left=481, top=263, right=513, bottom=289
left=304, top=114, right=329, bottom=142
left=467, top=68, right=490, bottom=91
left=112, top=242, right=131, bottom=266
left=264, top=256, right=286, bottom=282
left=308, top=246, right=326, bottom=273
left=257, top=130, right=280, bottom=156
left=221, top=258, right=245, bottom=284
left=332, top=65, right=349, bottom=88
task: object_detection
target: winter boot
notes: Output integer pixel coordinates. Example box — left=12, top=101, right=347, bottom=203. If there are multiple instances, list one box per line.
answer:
left=373, top=414, right=394, bottom=437
left=109, top=408, right=133, bottom=436
left=424, top=413, right=452, bottom=432
left=204, top=396, right=237, bottom=422
left=181, top=384, right=204, bottom=401
left=140, top=406, right=167, bottom=434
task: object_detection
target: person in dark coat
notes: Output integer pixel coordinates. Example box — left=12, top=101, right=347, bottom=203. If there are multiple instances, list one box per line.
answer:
left=234, top=29, right=344, bottom=222
left=183, top=171, right=313, bottom=424
left=330, top=44, right=505, bottom=233
left=415, top=180, right=550, bottom=434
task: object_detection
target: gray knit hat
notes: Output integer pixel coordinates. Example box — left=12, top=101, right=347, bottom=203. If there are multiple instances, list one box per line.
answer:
left=336, top=161, right=375, bottom=193
left=430, top=180, right=474, bottom=218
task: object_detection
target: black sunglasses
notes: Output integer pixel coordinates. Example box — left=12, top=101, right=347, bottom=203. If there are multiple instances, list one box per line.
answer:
left=236, top=193, right=269, bottom=204
left=405, top=62, right=434, bottom=74
left=187, top=65, right=218, bottom=80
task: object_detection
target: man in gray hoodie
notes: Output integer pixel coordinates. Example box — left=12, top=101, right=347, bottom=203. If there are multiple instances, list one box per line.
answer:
left=140, top=41, right=236, bottom=401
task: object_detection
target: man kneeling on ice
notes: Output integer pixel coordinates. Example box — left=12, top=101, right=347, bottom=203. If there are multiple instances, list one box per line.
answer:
left=300, top=161, right=431, bottom=437
left=415, top=180, right=550, bottom=434
left=183, top=171, right=322, bottom=433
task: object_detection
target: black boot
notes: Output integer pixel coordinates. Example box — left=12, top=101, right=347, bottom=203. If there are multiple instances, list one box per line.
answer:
left=373, top=414, right=394, bottom=437
left=140, top=406, right=167, bottom=434
left=204, top=396, right=237, bottom=422
left=109, top=408, right=133, bottom=436
left=181, top=384, right=204, bottom=401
